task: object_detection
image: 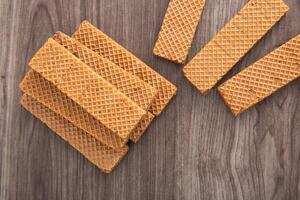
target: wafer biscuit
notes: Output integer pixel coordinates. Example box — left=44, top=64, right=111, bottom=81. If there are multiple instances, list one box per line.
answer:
left=21, top=94, right=128, bottom=173
left=52, top=32, right=156, bottom=142
left=20, top=70, right=126, bottom=149
left=21, top=69, right=153, bottom=144
left=29, top=39, right=146, bottom=140
left=218, top=34, right=300, bottom=116
left=183, top=0, right=289, bottom=94
left=153, top=0, right=205, bottom=64
left=53, top=32, right=158, bottom=111
left=72, top=21, right=177, bottom=116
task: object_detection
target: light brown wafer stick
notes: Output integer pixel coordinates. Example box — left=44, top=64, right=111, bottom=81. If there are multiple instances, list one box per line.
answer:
left=218, top=34, right=300, bottom=116
left=20, top=70, right=127, bottom=149
left=53, top=32, right=158, bottom=111
left=20, top=94, right=128, bottom=173
left=72, top=21, right=177, bottom=116
left=29, top=38, right=146, bottom=140
left=153, top=0, right=206, bottom=64
left=21, top=69, right=153, bottom=144
left=52, top=32, right=156, bottom=142
left=183, top=0, right=289, bottom=94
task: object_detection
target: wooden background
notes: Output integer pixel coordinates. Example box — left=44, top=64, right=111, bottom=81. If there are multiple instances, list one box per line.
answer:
left=1, top=0, right=300, bottom=199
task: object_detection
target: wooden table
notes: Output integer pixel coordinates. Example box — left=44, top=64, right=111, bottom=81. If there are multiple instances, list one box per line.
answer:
left=1, top=0, right=300, bottom=199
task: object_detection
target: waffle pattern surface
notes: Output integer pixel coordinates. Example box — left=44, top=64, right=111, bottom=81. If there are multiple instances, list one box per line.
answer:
left=53, top=32, right=158, bottom=111
left=52, top=32, right=156, bottom=142
left=73, top=21, right=177, bottom=116
left=29, top=39, right=146, bottom=140
left=183, top=0, right=289, bottom=94
left=20, top=70, right=127, bottom=149
left=153, top=0, right=205, bottom=64
left=218, top=35, right=300, bottom=116
left=21, top=95, right=128, bottom=173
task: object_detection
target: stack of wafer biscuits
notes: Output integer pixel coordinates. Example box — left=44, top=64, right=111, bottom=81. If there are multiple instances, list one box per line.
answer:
left=20, top=21, right=177, bottom=173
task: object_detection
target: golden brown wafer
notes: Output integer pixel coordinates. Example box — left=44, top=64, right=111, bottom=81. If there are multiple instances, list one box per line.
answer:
left=52, top=32, right=156, bottom=142
left=20, top=94, right=128, bottom=173
left=29, top=38, right=146, bottom=140
left=53, top=32, right=158, bottom=111
left=130, top=112, right=155, bottom=142
left=218, top=34, right=300, bottom=116
left=21, top=69, right=153, bottom=144
left=72, top=21, right=177, bottom=116
left=183, top=0, right=289, bottom=94
left=20, top=70, right=127, bottom=149
left=153, top=0, right=206, bottom=64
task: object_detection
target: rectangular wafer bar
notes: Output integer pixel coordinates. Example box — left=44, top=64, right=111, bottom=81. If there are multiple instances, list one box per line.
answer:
left=20, top=70, right=127, bottom=149
left=29, top=38, right=146, bottom=140
left=183, top=0, right=289, bottom=94
left=53, top=32, right=158, bottom=111
left=52, top=32, right=156, bottom=142
left=218, top=34, right=300, bottom=116
left=21, top=69, right=153, bottom=144
left=153, top=0, right=206, bottom=64
left=21, top=94, right=128, bottom=173
left=72, top=21, right=177, bottom=116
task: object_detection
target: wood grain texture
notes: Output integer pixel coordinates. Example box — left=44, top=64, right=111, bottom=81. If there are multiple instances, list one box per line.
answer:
left=1, top=0, right=300, bottom=199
